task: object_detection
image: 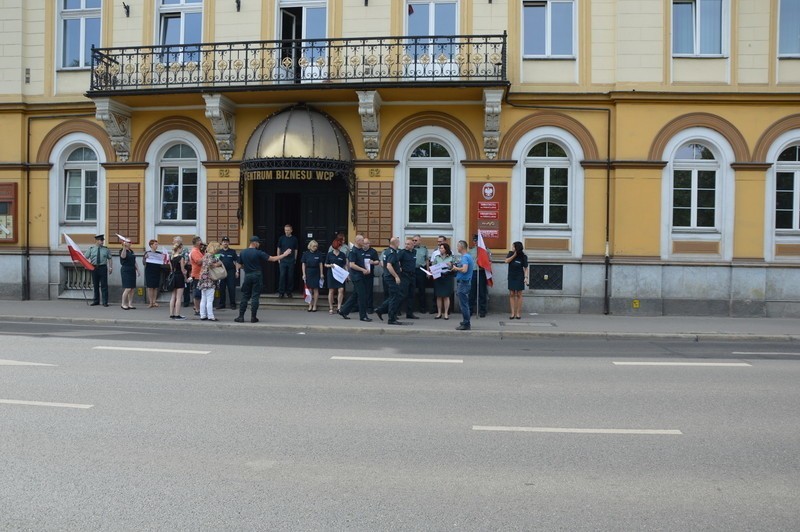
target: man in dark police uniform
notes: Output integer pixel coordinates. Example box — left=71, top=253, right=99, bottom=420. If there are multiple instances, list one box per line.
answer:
left=338, top=235, right=371, bottom=322
left=235, top=236, right=290, bottom=323
left=398, top=237, right=419, bottom=319
left=215, top=236, right=240, bottom=310
left=375, top=236, right=403, bottom=325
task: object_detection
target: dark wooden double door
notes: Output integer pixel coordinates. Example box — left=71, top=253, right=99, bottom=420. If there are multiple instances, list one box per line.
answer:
left=253, top=179, right=348, bottom=294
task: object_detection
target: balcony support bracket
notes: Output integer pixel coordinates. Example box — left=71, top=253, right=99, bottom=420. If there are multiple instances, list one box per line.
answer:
left=357, top=90, right=382, bottom=160
left=94, top=97, right=132, bottom=162
left=203, top=94, right=237, bottom=161
left=483, top=89, right=503, bottom=160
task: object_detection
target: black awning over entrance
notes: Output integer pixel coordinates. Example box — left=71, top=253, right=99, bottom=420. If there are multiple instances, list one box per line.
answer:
left=239, top=104, right=355, bottom=294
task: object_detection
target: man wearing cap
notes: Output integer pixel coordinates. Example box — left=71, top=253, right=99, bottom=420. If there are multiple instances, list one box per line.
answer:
left=86, top=234, right=112, bottom=307
left=235, top=236, right=291, bottom=323
left=469, top=234, right=490, bottom=318
left=215, top=236, right=240, bottom=310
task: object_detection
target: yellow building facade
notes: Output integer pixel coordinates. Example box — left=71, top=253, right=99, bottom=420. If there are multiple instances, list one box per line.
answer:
left=2, top=0, right=800, bottom=316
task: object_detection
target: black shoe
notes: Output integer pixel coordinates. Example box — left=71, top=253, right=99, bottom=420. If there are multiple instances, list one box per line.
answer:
left=234, top=316, right=244, bottom=323
left=251, top=317, right=259, bottom=323
left=278, top=294, right=285, bottom=299
left=360, top=317, right=373, bottom=322
left=103, top=303, right=109, bottom=307
left=479, top=313, right=486, bottom=318
left=367, top=309, right=375, bottom=314
left=287, top=293, right=293, bottom=299
left=90, top=302, right=100, bottom=306
left=428, top=310, right=437, bottom=314
left=456, top=324, right=471, bottom=331
left=375, top=310, right=384, bottom=321
left=406, top=314, right=419, bottom=319
left=230, top=303, right=237, bottom=310
left=387, top=320, right=405, bottom=325
left=215, top=306, right=225, bottom=310
left=338, top=311, right=350, bottom=320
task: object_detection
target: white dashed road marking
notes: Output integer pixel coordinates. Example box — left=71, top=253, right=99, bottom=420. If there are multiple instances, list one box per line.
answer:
left=472, top=426, right=682, bottom=435
left=93, top=346, right=210, bottom=354
left=613, top=361, right=751, bottom=367
left=0, top=399, right=93, bottom=409
left=331, top=356, right=463, bottom=364
left=0, top=359, right=57, bottom=367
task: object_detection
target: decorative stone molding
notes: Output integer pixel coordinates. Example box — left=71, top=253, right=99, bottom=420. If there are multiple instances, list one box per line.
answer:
left=94, top=97, right=132, bottom=162
left=357, top=90, right=382, bottom=160
left=203, top=94, right=237, bottom=161
left=483, top=89, right=503, bottom=160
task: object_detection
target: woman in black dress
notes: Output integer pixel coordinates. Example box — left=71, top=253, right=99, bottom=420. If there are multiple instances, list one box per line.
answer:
left=325, top=238, right=348, bottom=314
left=168, top=242, right=187, bottom=320
left=301, top=240, right=322, bottom=312
left=431, top=243, right=454, bottom=319
left=504, top=241, right=529, bottom=319
left=119, top=238, right=139, bottom=310
left=143, top=239, right=164, bottom=308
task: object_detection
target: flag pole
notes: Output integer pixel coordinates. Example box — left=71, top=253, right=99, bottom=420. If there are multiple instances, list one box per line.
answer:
left=73, top=259, right=92, bottom=306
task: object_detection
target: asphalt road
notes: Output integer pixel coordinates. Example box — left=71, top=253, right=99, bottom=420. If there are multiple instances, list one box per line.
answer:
left=1, top=321, right=799, bottom=530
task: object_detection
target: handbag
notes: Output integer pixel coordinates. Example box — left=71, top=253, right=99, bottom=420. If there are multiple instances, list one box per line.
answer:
left=209, top=262, right=228, bottom=281
left=165, top=271, right=177, bottom=291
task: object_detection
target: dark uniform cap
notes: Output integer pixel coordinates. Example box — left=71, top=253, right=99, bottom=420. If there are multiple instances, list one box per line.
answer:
left=472, top=234, right=478, bottom=241
left=221, top=236, right=230, bottom=242
left=95, top=234, right=105, bottom=240
left=249, top=235, right=261, bottom=242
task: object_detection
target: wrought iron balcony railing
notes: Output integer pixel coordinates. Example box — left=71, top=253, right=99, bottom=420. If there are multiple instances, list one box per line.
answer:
left=89, top=34, right=506, bottom=92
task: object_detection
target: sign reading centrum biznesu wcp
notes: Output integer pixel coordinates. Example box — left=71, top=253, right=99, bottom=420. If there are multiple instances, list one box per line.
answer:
left=469, top=181, right=507, bottom=249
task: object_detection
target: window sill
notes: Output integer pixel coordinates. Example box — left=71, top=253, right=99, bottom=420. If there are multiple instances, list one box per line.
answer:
left=522, top=56, right=576, bottom=61
left=57, top=67, right=91, bottom=72
left=60, top=220, right=96, bottom=226
left=671, top=229, right=720, bottom=237
left=157, top=220, right=198, bottom=226
left=778, top=55, right=800, bottom=60
left=672, top=54, right=728, bottom=59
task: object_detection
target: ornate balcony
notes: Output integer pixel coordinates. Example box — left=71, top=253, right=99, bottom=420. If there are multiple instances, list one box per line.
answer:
left=88, top=34, right=507, bottom=94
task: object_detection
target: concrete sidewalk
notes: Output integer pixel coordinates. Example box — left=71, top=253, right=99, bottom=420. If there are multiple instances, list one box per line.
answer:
left=1, top=299, right=800, bottom=341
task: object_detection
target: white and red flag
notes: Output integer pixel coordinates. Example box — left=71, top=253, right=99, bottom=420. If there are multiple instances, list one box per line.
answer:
left=476, top=230, right=493, bottom=287
left=303, top=283, right=313, bottom=304
left=63, top=234, right=95, bottom=271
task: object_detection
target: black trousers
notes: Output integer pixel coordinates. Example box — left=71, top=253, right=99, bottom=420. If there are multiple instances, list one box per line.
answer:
left=402, top=274, right=416, bottom=316
left=239, top=272, right=263, bottom=317
left=469, top=269, right=488, bottom=316
left=340, top=277, right=367, bottom=319
left=278, top=261, right=294, bottom=295
left=364, top=275, right=375, bottom=311
left=376, top=277, right=401, bottom=321
left=217, top=268, right=238, bottom=306
left=91, top=265, right=108, bottom=305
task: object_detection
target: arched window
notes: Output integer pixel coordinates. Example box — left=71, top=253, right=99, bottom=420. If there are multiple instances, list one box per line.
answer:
left=775, top=145, right=800, bottom=230
left=671, top=142, right=719, bottom=229
left=524, top=141, right=569, bottom=225
left=159, top=143, right=198, bottom=222
left=408, top=141, right=452, bottom=225
left=63, top=146, right=98, bottom=222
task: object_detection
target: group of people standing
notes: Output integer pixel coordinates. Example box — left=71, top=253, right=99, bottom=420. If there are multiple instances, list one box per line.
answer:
left=83, top=229, right=530, bottom=328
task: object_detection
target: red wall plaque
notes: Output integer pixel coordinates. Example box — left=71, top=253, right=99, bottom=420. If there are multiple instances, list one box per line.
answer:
left=469, top=181, right=507, bottom=249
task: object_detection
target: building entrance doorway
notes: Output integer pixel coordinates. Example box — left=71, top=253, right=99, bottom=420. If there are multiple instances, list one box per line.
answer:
left=253, top=179, right=348, bottom=294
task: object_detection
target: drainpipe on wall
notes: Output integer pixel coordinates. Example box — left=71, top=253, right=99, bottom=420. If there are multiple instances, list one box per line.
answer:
left=502, top=95, right=613, bottom=314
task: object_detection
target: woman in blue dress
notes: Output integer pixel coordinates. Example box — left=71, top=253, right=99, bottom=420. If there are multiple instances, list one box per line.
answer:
left=301, top=240, right=323, bottom=312
left=324, top=238, right=348, bottom=314
left=504, top=241, right=529, bottom=319
left=118, top=237, right=140, bottom=310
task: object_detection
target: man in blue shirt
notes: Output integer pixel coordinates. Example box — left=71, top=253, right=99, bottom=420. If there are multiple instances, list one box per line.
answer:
left=235, top=236, right=291, bottom=323
left=277, top=224, right=298, bottom=298
left=338, top=235, right=372, bottom=321
left=452, top=239, right=474, bottom=330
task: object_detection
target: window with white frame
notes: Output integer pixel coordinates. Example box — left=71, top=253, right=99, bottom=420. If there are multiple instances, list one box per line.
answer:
left=522, top=0, right=574, bottom=58
left=775, top=145, right=800, bottom=230
left=672, top=0, right=724, bottom=56
left=671, top=143, right=719, bottom=229
left=406, top=1, right=457, bottom=61
left=159, top=143, right=198, bottom=222
left=64, top=146, right=98, bottom=222
left=407, top=141, right=452, bottom=225
left=525, top=141, right=569, bottom=225
left=59, top=0, right=101, bottom=69
left=278, top=0, right=328, bottom=81
left=779, top=0, right=800, bottom=56
left=158, top=0, right=203, bottom=63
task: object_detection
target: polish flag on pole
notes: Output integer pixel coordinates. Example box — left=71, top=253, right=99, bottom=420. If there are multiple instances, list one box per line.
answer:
left=63, top=234, right=95, bottom=271
left=476, top=230, right=493, bottom=287
left=304, top=283, right=313, bottom=304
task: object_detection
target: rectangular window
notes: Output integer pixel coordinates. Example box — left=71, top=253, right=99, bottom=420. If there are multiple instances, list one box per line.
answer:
left=407, top=1, right=457, bottom=60
left=779, top=0, right=800, bottom=56
left=160, top=167, right=197, bottom=221
left=672, top=0, right=724, bottom=56
left=408, top=166, right=451, bottom=225
left=158, top=0, right=203, bottom=63
left=523, top=0, right=574, bottom=57
left=525, top=166, right=569, bottom=224
left=672, top=169, right=716, bottom=228
left=60, top=0, right=101, bottom=69
left=64, top=169, right=98, bottom=221
left=776, top=171, right=798, bottom=229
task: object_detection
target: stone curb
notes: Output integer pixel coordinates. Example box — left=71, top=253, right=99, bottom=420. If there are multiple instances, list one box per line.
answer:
left=2, top=314, right=800, bottom=342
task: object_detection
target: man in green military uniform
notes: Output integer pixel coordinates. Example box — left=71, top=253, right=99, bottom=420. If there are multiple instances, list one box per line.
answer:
left=85, top=234, right=112, bottom=307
